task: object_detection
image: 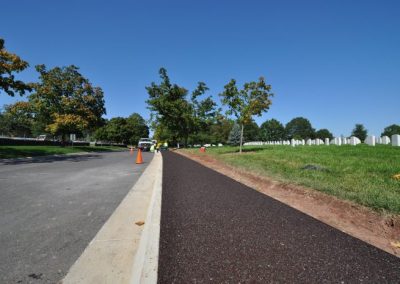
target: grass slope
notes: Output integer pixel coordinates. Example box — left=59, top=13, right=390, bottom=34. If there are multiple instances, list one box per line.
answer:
left=185, top=145, right=400, bottom=214
left=0, top=145, right=126, bottom=159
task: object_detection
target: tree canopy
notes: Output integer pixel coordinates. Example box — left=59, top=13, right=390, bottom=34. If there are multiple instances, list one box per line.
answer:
left=381, top=124, right=400, bottom=137
left=351, top=124, right=368, bottom=141
left=29, top=64, right=106, bottom=141
left=220, top=77, right=273, bottom=152
left=285, top=117, right=315, bottom=140
left=94, top=113, right=149, bottom=145
left=260, top=119, right=286, bottom=141
left=0, top=38, right=31, bottom=96
left=146, top=68, right=217, bottom=146
left=315, top=128, right=333, bottom=140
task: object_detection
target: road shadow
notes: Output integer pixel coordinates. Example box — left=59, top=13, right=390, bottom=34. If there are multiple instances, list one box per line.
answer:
left=0, top=154, right=103, bottom=166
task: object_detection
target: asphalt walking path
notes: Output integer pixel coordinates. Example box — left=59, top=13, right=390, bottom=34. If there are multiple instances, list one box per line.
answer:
left=158, top=151, right=400, bottom=283
left=0, top=150, right=152, bottom=283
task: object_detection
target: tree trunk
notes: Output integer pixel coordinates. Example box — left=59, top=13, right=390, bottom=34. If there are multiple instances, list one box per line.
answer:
left=239, top=123, right=244, bottom=154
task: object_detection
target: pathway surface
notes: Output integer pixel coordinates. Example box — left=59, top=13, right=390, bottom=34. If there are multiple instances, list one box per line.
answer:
left=0, top=151, right=152, bottom=283
left=158, top=151, right=400, bottom=283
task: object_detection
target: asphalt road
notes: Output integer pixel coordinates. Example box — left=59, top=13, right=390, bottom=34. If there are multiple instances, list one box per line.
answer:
left=0, top=150, right=153, bottom=283
left=158, top=151, right=400, bottom=283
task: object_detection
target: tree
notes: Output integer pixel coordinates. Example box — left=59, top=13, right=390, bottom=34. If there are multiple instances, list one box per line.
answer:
left=29, top=64, right=106, bottom=141
left=315, top=128, right=333, bottom=140
left=219, top=77, right=273, bottom=153
left=146, top=68, right=191, bottom=146
left=228, top=123, right=241, bottom=146
left=209, top=116, right=234, bottom=144
left=381, top=124, right=400, bottom=137
left=0, top=38, right=31, bottom=96
left=260, top=118, right=285, bottom=141
left=243, top=120, right=260, bottom=142
left=351, top=124, right=367, bottom=141
left=285, top=117, right=315, bottom=139
left=146, top=68, right=216, bottom=147
left=126, top=113, right=149, bottom=145
left=94, top=113, right=149, bottom=145
left=1, top=102, right=34, bottom=137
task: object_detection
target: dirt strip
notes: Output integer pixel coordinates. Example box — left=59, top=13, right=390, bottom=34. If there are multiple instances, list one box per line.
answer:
left=176, top=150, right=400, bottom=257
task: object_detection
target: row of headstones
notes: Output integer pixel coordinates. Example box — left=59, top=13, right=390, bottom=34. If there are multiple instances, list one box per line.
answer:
left=243, top=134, right=400, bottom=147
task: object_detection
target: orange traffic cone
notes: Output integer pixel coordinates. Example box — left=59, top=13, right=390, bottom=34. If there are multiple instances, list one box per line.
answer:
left=130, top=147, right=133, bottom=155
left=136, top=148, right=143, bottom=164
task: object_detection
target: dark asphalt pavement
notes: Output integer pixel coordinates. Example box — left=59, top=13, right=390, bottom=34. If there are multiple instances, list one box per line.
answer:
left=158, top=151, right=400, bottom=283
left=0, top=151, right=153, bottom=283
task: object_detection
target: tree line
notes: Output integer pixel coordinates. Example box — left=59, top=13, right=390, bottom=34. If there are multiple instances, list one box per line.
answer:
left=0, top=38, right=148, bottom=143
left=2, top=38, right=398, bottom=146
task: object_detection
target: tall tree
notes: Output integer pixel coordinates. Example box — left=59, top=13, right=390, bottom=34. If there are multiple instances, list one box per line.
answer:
left=1, top=102, right=34, bottom=137
left=351, top=124, right=368, bottom=141
left=315, top=128, right=333, bottom=140
left=220, top=77, right=273, bottom=153
left=260, top=118, right=285, bottom=141
left=0, top=38, right=31, bottom=96
left=381, top=124, right=400, bottom=137
left=146, top=68, right=190, bottom=146
left=146, top=68, right=216, bottom=147
left=243, top=120, right=260, bottom=142
left=29, top=64, right=106, bottom=141
left=285, top=117, right=315, bottom=139
left=228, top=123, right=242, bottom=146
left=126, top=113, right=149, bottom=145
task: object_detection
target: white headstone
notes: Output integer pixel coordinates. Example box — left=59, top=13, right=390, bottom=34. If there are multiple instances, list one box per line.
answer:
left=291, top=139, right=295, bottom=147
left=392, top=134, right=400, bottom=146
left=342, top=137, right=347, bottom=145
left=325, top=138, right=330, bottom=145
left=306, top=139, right=312, bottom=146
left=350, top=136, right=361, bottom=146
left=301, top=139, right=305, bottom=145
left=337, top=137, right=342, bottom=146
left=382, top=136, right=391, bottom=145
left=365, top=135, right=375, bottom=146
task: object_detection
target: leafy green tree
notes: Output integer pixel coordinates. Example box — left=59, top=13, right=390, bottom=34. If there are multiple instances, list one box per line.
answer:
left=260, top=118, right=285, bottom=141
left=220, top=77, right=273, bottom=153
left=95, top=114, right=149, bottom=145
left=126, top=113, right=149, bottom=145
left=315, top=128, right=333, bottom=140
left=285, top=117, right=315, bottom=139
left=351, top=124, right=368, bottom=141
left=146, top=68, right=191, bottom=146
left=146, top=68, right=216, bottom=147
left=243, top=120, right=260, bottom=142
left=228, top=123, right=242, bottom=146
left=1, top=102, right=34, bottom=137
left=29, top=64, right=106, bottom=141
left=381, top=124, right=400, bottom=137
left=209, top=116, right=234, bottom=144
left=0, top=38, right=32, bottom=96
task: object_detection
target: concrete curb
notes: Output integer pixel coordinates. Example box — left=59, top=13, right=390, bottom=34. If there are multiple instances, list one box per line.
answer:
left=62, top=152, right=162, bottom=284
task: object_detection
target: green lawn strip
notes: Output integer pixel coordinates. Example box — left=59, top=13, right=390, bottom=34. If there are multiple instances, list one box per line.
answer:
left=0, top=145, right=127, bottom=159
left=184, top=145, right=400, bottom=214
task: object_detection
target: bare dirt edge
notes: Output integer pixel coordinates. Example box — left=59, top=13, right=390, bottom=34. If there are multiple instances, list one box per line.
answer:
left=176, top=150, right=400, bottom=257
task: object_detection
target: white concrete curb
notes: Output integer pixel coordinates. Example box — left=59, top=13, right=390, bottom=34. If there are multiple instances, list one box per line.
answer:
left=62, top=152, right=162, bottom=284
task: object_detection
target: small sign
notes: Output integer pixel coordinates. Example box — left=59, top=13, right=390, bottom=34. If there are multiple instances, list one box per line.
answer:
left=70, top=134, right=76, bottom=141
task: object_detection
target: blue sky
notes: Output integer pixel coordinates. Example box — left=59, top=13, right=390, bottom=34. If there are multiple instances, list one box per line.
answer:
left=1, top=0, right=399, bottom=137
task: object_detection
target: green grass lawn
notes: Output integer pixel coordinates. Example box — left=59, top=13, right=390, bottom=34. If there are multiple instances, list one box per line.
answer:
left=184, top=145, right=400, bottom=214
left=0, top=145, right=126, bottom=159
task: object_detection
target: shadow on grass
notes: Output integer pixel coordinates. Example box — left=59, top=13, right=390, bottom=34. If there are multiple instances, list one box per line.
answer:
left=0, top=153, right=103, bottom=166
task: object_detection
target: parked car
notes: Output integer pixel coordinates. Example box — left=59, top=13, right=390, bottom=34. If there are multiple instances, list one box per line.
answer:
left=138, top=138, right=153, bottom=151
